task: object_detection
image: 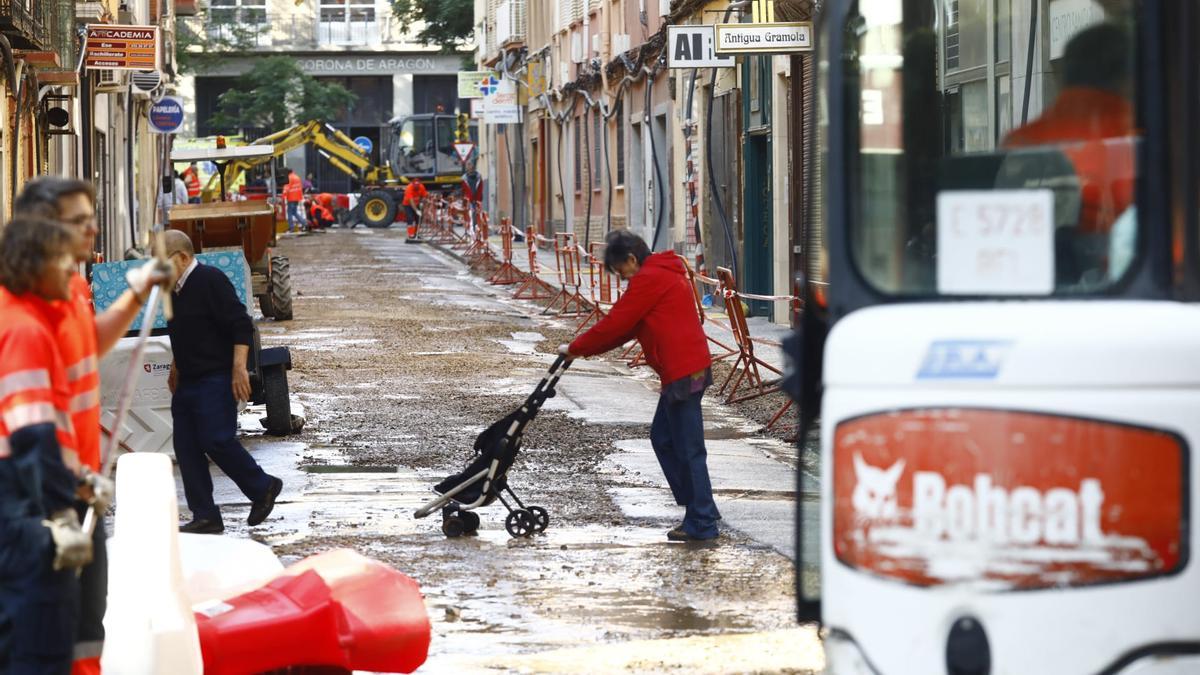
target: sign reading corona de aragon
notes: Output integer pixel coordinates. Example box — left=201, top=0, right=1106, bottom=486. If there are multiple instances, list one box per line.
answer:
left=85, top=25, right=160, bottom=71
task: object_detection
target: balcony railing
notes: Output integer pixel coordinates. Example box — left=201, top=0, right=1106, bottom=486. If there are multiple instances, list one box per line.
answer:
left=1, top=0, right=70, bottom=56
left=179, top=14, right=409, bottom=51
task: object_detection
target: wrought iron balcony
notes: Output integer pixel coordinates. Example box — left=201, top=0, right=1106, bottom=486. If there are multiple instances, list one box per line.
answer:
left=0, top=0, right=47, bottom=50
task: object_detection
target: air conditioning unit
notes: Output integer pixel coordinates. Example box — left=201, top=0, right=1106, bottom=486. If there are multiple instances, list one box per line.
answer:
left=131, top=70, right=162, bottom=98
left=96, top=69, right=128, bottom=93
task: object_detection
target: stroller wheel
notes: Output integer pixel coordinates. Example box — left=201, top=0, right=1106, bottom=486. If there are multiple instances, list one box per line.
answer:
left=442, top=513, right=466, bottom=538
left=461, top=510, right=481, bottom=533
left=527, top=506, right=549, bottom=533
left=504, top=509, right=537, bottom=538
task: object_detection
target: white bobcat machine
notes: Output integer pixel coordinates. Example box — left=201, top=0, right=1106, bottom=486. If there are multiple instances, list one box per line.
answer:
left=787, top=2, right=1200, bottom=673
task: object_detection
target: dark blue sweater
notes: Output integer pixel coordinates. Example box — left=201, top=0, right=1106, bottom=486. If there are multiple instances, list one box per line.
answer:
left=168, top=263, right=254, bottom=380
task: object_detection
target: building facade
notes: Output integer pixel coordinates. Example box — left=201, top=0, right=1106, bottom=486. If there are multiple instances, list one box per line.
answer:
left=178, top=0, right=467, bottom=193
left=474, top=0, right=815, bottom=324
left=0, top=0, right=181, bottom=262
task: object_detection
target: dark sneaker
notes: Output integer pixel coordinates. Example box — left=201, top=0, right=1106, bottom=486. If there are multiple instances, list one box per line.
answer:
left=180, top=518, right=224, bottom=535
left=667, top=526, right=718, bottom=543
left=248, top=476, right=283, bottom=526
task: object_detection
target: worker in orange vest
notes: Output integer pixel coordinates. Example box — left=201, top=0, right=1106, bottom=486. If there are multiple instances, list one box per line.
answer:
left=14, top=177, right=172, bottom=675
left=181, top=162, right=202, bottom=204
left=402, top=178, right=428, bottom=241
left=284, top=168, right=305, bottom=233
left=0, top=216, right=95, bottom=674
left=309, top=192, right=336, bottom=230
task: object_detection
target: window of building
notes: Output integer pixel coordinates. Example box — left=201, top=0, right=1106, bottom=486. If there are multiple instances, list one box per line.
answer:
left=615, top=100, right=624, bottom=187
left=194, top=76, right=241, bottom=137
left=319, top=0, right=378, bottom=46
left=593, top=107, right=601, bottom=189
left=208, top=0, right=269, bottom=46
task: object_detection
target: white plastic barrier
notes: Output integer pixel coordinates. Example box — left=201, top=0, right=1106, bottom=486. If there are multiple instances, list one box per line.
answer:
left=178, top=534, right=284, bottom=606
left=101, top=453, right=203, bottom=675
left=99, top=336, right=174, bottom=457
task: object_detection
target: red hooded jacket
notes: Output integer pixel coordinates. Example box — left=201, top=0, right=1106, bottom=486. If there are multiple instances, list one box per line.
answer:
left=569, top=252, right=711, bottom=386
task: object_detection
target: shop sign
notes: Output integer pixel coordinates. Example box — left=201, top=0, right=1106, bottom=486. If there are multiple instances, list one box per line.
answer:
left=667, top=25, right=735, bottom=68
left=458, top=71, right=491, bottom=99
left=85, top=25, right=159, bottom=71
left=714, top=22, right=813, bottom=54
left=148, top=96, right=185, bottom=134
left=482, top=75, right=521, bottom=125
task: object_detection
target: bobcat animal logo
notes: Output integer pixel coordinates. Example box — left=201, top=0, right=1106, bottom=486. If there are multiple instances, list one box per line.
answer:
left=852, top=453, right=905, bottom=520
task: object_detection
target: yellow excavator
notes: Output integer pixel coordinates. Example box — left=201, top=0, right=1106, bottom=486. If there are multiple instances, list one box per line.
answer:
left=219, top=113, right=477, bottom=228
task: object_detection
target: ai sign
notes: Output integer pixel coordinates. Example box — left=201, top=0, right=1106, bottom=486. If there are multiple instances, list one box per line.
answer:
left=667, top=25, right=735, bottom=69
left=148, top=96, right=184, bottom=134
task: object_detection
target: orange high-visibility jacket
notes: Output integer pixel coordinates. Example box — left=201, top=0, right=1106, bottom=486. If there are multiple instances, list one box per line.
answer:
left=56, top=274, right=101, bottom=471
left=183, top=167, right=202, bottom=199
left=1003, top=87, right=1135, bottom=235
left=0, top=287, right=80, bottom=475
left=284, top=173, right=304, bottom=203
left=402, top=181, right=427, bottom=207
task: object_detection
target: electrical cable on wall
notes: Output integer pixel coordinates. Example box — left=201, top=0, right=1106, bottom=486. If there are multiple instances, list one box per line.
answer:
left=646, top=63, right=667, bottom=251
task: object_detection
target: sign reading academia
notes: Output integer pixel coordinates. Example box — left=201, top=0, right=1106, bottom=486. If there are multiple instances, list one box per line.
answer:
left=85, top=25, right=160, bottom=71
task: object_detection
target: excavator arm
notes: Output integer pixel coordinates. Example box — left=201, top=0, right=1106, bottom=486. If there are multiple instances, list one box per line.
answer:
left=221, top=121, right=398, bottom=192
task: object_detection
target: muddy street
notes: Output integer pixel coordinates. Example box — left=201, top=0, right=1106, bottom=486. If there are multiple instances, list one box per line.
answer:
left=227, top=227, right=820, bottom=673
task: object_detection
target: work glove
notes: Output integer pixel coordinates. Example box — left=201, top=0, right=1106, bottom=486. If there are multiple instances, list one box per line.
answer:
left=125, top=258, right=174, bottom=302
left=43, top=509, right=93, bottom=571
left=79, top=466, right=115, bottom=514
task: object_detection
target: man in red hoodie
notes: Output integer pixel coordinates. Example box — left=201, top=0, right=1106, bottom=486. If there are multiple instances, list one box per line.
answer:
left=563, top=230, right=719, bottom=542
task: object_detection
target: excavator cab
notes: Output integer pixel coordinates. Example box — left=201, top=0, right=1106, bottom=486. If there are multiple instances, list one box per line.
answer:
left=790, top=1, right=1200, bottom=673
left=387, top=113, right=479, bottom=190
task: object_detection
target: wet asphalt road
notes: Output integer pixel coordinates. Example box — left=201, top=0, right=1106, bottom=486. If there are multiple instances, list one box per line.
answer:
left=217, top=227, right=821, bottom=673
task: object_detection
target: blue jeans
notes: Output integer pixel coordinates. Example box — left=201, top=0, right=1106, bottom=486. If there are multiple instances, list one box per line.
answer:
left=171, top=372, right=271, bottom=523
left=649, top=391, right=720, bottom=539
left=286, top=202, right=304, bottom=231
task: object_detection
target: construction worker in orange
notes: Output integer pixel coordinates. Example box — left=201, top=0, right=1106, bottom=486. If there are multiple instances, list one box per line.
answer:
left=310, top=192, right=336, bottom=230
left=403, top=177, right=428, bottom=241
left=284, top=168, right=306, bottom=233
left=0, top=216, right=94, bottom=674
left=181, top=161, right=202, bottom=204
left=1004, top=23, right=1134, bottom=237
left=13, top=177, right=172, bottom=674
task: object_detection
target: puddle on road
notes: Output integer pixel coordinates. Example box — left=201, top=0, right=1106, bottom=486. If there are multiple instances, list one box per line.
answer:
left=302, top=464, right=399, bottom=474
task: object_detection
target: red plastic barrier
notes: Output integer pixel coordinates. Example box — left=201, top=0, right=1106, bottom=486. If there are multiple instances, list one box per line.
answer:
left=512, top=227, right=557, bottom=300
left=196, top=550, right=431, bottom=674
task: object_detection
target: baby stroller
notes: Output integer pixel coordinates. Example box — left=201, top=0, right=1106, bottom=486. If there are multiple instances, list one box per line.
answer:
left=414, top=355, right=572, bottom=538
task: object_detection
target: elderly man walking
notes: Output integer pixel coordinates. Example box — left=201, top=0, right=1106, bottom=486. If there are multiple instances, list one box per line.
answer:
left=161, top=230, right=282, bottom=534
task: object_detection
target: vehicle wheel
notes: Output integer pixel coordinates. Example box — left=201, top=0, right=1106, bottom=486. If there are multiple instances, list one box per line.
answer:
left=262, top=365, right=293, bottom=436
left=269, top=254, right=294, bottom=321
left=360, top=190, right=397, bottom=228
left=527, top=506, right=549, bottom=533
left=442, top=514, right=466, bottom=538
left=257, top=292, right=275, bottom=320
left=505, top=509, right=536, bottom=538
left=461, top=510, right=481, bottom=533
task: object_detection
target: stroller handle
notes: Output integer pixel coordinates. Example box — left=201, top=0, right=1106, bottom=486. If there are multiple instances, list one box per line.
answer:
left=550, top=353, right=572, bottom=373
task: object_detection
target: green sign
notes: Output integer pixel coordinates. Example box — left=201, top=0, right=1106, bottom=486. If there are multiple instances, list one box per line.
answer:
left=457, top=71, right=493, bottom=99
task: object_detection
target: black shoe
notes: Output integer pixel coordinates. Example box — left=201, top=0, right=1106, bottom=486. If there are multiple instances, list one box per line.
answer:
left=180, top=518, right=224, bottom=535
left=667, top=526, right=718, bottom=543
left=248, top=476, right=283, bottom=526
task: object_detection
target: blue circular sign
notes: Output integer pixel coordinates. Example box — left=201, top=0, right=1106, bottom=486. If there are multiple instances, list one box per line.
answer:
left=354, top=136, right=373, bottom=155
left=149, top=96, right=185, bottom=134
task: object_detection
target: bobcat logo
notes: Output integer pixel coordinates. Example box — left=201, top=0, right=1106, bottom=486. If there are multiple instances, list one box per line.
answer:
left=852, top=453, right=905, bottom=520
